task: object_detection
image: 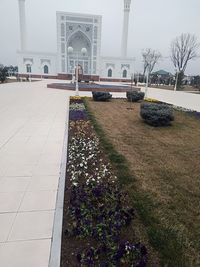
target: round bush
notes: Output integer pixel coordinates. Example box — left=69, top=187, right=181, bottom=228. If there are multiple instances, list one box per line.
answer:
left=140, top=102, right=174, bottom=126
left=92, top=92, right=112, bottom=101
left=126, top=91, right=145, bottom=102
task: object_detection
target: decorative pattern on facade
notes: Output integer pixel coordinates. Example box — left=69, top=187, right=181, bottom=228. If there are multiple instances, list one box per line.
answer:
left=23, top=58, right=33, bottom=64
left=66, top=16, right=93, bottom=23
left=41, top=59, right=51, bottom=65
left=106, top=63, right=115, bottom=69
left=66, top=23, right=93, bottom=42
left=121, top=64, right=130, bottom=69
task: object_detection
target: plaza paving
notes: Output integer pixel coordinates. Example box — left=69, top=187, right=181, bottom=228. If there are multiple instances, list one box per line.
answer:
left=0, top=80, right=126, bottom=267
left=0, top=80, right=71, bottom=267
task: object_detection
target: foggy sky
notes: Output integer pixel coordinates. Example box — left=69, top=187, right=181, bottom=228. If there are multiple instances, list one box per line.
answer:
left=0, top=0, right=200, bottom=75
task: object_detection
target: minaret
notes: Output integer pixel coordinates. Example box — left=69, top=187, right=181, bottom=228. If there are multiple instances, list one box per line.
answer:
left=18, top=0, right=27, bottom=51
left=121, top=0, right=131, bottom=58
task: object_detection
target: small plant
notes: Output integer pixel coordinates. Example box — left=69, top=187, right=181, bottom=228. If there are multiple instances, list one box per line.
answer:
left=0, top=65, right=8, bottom=83
left=126, top=91, right=145, bottom=102
left=92, top=92, right=112, bottom=101
left=140, top=102, right=174, bottom=126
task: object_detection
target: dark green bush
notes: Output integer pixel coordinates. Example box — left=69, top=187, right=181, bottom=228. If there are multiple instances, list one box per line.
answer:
left=126, top=91, right=145, bottom=102
left=0, top=65, right=8, bottom=83
left=92, top=91, right=112, bottom=101
left=140, top=102, right=174, bottom=126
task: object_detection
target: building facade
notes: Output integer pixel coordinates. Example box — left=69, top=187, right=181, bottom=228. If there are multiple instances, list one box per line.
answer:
left=17, top=0, right=134, bottom=81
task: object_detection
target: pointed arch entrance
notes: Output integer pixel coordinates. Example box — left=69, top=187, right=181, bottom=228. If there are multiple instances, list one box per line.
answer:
left=67, top=30, right=92, bottom=75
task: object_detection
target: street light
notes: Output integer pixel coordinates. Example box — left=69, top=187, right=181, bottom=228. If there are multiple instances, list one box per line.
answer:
left=68, top=46, right=79, bottom=96
left=145, top=67, right=150, bottom=98
left=137, top=72, right=140, bottom=86
left=39, top=66, right=43, bottom=81
left=174, top=69, right=179, bottom=91
left=27, top=63, right=32, bottom=82
left=68, top=46, right=88, bottom=96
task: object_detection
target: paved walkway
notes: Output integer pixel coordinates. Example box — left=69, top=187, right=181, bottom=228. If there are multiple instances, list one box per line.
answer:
left=0, top=80, right=71, bottom=267
left=0, top=80, right=130, bottom=267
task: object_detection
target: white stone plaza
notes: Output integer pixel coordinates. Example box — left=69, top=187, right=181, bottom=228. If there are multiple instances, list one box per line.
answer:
left=17, top=0, right=134, bottom=80
left=0, top=80, right=69, bottom=267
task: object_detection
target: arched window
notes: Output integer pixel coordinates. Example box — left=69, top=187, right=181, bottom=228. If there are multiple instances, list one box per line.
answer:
left=26, top=64, right=31, bottom=73
left=44, top=65, right=49, bottom=74
left=108, top=69, right=112, bottom=77
left=123, top=69, right=127, bottom=78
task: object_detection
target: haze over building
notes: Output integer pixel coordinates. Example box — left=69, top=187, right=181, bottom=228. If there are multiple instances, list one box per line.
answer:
left=17, top=0, right=135, bottom=80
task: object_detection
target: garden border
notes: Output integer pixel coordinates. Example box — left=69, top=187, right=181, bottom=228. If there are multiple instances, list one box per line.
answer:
left=49, top=100, right=69, bottom=267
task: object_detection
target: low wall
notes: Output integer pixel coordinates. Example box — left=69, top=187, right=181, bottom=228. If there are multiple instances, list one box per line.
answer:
left=18, top=74, right=58, bottom=79
left=141, top=87, right=200, bottom=112
left=100, top=78, right=131, bottom=83
left=57, top=74, right=100, bottom=81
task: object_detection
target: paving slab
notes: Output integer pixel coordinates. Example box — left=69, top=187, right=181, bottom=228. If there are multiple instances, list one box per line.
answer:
left=0, top=80, right=71, bottom=266
left=0, top=239, right=51, bottom=267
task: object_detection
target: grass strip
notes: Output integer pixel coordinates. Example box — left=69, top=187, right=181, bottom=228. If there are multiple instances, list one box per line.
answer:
left=84, top=97, right=187, bottom=267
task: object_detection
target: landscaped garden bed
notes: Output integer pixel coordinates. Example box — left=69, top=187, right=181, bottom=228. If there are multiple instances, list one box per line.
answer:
left=85, top=98, right=200, bottom=266
left=61, top=97, right=148, bottom=267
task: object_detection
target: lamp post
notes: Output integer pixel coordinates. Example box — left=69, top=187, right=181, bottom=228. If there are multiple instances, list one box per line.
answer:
left=75, top=56, right=79, bottom=96
left=127, top=73, right=134, bottom=110
left=137, top=72, right=139, bottom=86
left=28, top=63, right=32, bottom=82
left=39, top=66, right=42, bottom=81
left=145, top=68, right=149, bottom=98
left=174, top=69, right=179, bottom=91
left=68, top=46, right=88, bottom=96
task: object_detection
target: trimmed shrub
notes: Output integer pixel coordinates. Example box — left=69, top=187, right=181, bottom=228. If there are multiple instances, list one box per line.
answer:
left=140, top=102, right=174, bottom=126
left=0, top=66, right=8, bottom=83
left=126, top=91, right=145, bottom=102
left=92, top=91, right=112, bottom=101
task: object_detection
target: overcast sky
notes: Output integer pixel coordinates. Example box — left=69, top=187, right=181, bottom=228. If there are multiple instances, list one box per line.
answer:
left=0, top=0, right=200, bottom=75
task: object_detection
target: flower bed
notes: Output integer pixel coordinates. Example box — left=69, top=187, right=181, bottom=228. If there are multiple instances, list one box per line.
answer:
left=61, top=97, right=147, bottom=267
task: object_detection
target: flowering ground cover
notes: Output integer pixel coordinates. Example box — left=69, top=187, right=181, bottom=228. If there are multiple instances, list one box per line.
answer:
left=61, top=97, right=147, bottom=267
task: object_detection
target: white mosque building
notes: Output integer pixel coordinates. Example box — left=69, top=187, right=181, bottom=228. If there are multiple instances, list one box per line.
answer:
left=17, top=0, right=134, bottom=81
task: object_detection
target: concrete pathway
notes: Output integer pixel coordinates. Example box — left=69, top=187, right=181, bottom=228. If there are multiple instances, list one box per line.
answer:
left=0, top=80, right=131, bottom=267
left=0, top=80, right=71, bottom=267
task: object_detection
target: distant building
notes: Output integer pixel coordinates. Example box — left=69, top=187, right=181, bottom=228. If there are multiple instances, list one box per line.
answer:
left=17, top=0, right=135, bottom=81
left=151, top=69, right=173, bottom=85
left=152, top=69, right=173, bottom=77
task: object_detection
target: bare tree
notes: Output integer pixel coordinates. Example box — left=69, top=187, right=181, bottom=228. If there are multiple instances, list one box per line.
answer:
left=171, top=33, right=199, bottom=89
left=142, top=48, right=162, bottom=77
left=171, top=33, right=199, bottom=73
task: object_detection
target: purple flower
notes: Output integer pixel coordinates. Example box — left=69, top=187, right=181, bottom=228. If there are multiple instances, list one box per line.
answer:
left=100, top=263, right=109, bottom=267
left=69, top=110, right=88, bottom=121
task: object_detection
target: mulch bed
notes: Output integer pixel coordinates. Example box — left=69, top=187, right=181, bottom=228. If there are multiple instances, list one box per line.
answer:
left=60, top=97, right=147, bottom=267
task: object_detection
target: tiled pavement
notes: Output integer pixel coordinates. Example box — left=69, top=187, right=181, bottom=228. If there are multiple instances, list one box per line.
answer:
left=0, top=80, right=127, bottom=267
left=0, top=80, right=70, bottom=267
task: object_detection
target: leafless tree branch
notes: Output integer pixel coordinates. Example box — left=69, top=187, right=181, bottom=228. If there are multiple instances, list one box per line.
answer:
left=142, top=48, right=162, bottom=76
left=171, top=33, right=199, bottom=73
